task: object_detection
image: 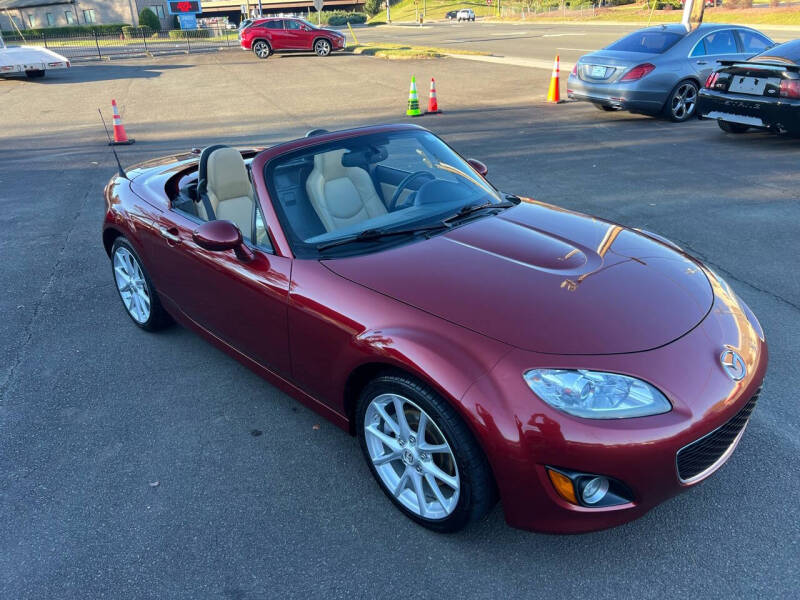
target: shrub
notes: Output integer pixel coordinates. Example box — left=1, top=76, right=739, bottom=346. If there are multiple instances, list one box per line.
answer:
left=1, top=23, right=128, bottom=37
left=122, top=25, right=153, bottom=38
left=364, top=0, right=383, bottom=15
left=138, top=8, right=161, bottom=31
left=316, top=11, right=367, bottom=26
left=168, top=29, right=212, bottom=39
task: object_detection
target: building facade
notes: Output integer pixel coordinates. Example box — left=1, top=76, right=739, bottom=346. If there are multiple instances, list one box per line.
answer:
left=0, top=0, right=364, bottom=31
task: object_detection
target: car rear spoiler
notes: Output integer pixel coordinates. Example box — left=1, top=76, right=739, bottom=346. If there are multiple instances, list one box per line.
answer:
left=717, top=59, right=800, bottom=72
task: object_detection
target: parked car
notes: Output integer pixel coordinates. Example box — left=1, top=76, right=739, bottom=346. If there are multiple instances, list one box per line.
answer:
left=445, top=10, right=459, bottom=20
left=239, top=17, right=346, bottom=58
left=0, top=33, right=69, bottom=79
left=698, top=38, right=800, bottom=135
left=457, top=8, right=475, bottom=21
left=102, top=124, right=767, bottom=534
left=567, top=23, right=773, bottom=122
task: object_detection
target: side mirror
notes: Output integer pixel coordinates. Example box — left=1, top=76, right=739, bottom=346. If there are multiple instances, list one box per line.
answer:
left=467, top=158, right=489, bottom=178
left=193, top=220, right=254, bottom=261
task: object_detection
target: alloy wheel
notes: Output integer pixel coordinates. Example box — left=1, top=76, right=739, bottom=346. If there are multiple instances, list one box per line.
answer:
left=364, top=393, right=460, bottom=520
left=113, top=247, right=151, bottom=324
left=671, top=82, right=697, bottom=121
left=315, top=39, right=331, bottom=57
left=253, top=41, right=271, bottom=59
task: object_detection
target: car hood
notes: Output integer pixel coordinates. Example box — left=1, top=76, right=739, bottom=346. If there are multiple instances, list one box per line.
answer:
left=323, top=201, right=713, bottom=355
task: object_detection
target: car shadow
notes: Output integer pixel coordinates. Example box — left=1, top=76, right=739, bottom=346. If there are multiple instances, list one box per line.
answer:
left=0, top=62, right=193, bottom=84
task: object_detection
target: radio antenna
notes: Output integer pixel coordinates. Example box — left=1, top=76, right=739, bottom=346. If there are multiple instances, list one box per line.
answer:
left=98, top=108, right=129, bottom=179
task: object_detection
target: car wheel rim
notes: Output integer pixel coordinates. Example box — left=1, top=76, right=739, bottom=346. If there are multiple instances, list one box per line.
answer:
left=113, top=247, right=151, bottom=324
left=364, top=393, right=460, bottom=520
left=255, top=42, right=269, bottom=57
left=315, top=40, right=330, bottom=56
left=672, top=83, right=697, bottom=120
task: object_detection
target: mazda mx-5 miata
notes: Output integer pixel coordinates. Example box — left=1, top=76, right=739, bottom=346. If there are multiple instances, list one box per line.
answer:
left=103, top=124, right=767, bottom=533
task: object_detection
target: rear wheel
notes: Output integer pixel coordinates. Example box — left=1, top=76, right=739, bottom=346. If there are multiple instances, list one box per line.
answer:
left=314, top=38, right=331, bottom=57
left=357, top=373, right=496, bottom=533
left=596, top=104, right=620, bottom=112
left=663, top=80, right=699, bottom=122
left=718, top=120, right=750, bottom=134
left=252, top=40, right=271, bottom=59
left=25, top=69, right=45, bottom=78
left=111, top=237, right=171, bottom=331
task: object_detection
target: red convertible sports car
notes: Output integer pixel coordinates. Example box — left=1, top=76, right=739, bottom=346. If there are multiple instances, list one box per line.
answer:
left=103, top=124, right=767, bottom=533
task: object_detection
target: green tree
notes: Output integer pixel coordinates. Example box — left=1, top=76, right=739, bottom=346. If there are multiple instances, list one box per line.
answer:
left=138, top=7, right=161, bottom=30
left=364, top=0, right=383, bottom=16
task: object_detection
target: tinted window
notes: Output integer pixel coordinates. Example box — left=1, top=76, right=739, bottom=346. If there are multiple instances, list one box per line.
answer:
left=285, top=19, right=301, bottom=30
left=701, top=30, right=738, bottom=55
left=737, top=30, right=772, bottom=54
left=753, top=39, right=800, bottom=64
left=264, top=20, right=282, bottom=29
left=606, top=31, right=684, bottom=54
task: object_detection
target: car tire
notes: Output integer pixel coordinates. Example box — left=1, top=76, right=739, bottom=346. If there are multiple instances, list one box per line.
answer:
left=663, top=79, right=699, bottom=122
left=25, top=69, right=45, bottom=78
left=314, top=38, right=331, bottom=57
left=718, top=120, right=749, bottom=134
left=111, top=237, right=171, bottom=332
left=252, top=40, right=272, bottom=59
left=596, top=104, right=620, bottom=112
left=356, top=373, right=496, bottom=533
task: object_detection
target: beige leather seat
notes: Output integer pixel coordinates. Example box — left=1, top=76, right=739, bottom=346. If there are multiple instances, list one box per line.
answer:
left=305, top=149, right=386, bottom=232
left=198, top=147, right=254, bottom=237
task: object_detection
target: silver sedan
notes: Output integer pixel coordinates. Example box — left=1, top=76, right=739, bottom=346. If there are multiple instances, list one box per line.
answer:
left=567, top=23, right=773, bottom=122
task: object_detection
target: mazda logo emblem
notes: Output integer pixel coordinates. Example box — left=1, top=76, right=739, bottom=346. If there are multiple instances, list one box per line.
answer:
left=720, top=349, right=746, bottom=381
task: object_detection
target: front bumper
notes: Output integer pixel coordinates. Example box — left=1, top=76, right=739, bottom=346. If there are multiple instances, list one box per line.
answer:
left=698, top=88, right=800, bottom=133
left=567, top=73, right=667, bottom=114
left=461, top=273, right=768, bottom=533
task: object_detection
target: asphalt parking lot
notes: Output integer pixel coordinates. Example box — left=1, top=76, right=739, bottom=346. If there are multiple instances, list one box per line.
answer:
left=1, top=39, right=799, bottom=599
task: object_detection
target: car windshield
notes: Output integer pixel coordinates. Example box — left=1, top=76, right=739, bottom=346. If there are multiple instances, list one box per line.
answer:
left=752, top=39, right=800, bottom=65
left=265, top=130, right=504, bottom=257
left=605, top=30, right=684, bottom=54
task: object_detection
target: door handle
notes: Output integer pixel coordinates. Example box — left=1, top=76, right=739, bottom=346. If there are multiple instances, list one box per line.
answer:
left=159, top=227, right=181, bottom=244
left=696, top=60, right=707, bottom=65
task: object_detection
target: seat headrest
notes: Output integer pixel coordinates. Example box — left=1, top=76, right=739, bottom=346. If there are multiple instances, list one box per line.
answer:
left=196, top=144, right=229, bottom=198
left=313, top=149, right=348, bottom=180
left=205, top=147, right=252, bottom=201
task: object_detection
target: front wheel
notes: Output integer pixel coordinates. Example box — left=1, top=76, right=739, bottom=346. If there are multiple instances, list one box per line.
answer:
left=252, top=40, right=271, bottom=59
left=357, top=373, right=496, bottom=533
left=718, top=120, right=750, bottom=134
left=663, top=80, right=699, bottom=122
left=314, top=39, right=331, bottom=57
left=111, top=237, right=171, bottom=331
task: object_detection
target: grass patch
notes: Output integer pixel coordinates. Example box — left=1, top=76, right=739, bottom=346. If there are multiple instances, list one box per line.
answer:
left=348, top=42, right=489, bottom=59
left=370, top=0, right=500, bottom=23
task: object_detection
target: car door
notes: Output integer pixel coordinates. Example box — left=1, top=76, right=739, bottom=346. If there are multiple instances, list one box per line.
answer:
left=689, top=29, right=746, bottom=81
left=148, top=197, right=293, bottom=377
left=283, top=19, right=310, bottom=49
left=263, top=19, right=287, bottom=49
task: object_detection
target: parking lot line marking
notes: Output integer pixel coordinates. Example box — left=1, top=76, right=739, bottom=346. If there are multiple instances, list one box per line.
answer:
left=557, top=48, right=597, bottom=51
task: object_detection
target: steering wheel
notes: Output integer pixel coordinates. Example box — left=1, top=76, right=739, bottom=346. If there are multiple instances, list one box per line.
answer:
left=388, top=171, right=435, bottom=211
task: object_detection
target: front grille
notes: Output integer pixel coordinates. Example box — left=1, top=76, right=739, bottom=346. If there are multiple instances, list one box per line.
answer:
left=676, top=392, right=759, bottom=483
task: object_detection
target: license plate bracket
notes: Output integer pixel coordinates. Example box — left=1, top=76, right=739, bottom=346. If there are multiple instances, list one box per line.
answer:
left=590, top=65, right=607, bottom=79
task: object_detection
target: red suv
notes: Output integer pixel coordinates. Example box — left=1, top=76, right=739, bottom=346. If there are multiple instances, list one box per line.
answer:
left=239, top=17, right=346, bottom=59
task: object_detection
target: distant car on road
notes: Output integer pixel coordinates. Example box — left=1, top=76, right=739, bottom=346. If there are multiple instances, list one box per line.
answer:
left=457, top=9, right=475, bottom=22
left=567, top=24, right=773, bottom=122
left=698, top=38, right=800, bottom=135
left=240, top=17, right=346, bottom=58
left=445, top=10, right=459, bottom=20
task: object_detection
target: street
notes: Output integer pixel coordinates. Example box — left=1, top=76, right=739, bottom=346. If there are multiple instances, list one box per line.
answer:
left=1, top=27, right=799, bottom=599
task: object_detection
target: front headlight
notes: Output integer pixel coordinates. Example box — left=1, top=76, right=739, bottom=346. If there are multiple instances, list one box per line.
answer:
left=523, top=369, right=671, bottom=419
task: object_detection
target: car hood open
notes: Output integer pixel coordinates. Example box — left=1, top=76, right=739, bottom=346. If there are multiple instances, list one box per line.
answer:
left=323, top=201, right=713, bottom=355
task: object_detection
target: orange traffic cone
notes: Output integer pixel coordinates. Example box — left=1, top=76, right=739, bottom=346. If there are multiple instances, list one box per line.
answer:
left=110, top=99, right=135, bottom=145
left=546, top=55, right=563, bottom=104
left=427, top=77, right=441, bottom=114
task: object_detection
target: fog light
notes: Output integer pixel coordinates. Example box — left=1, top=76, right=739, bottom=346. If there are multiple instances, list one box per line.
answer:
left=581, top=476, right=610, bottom=505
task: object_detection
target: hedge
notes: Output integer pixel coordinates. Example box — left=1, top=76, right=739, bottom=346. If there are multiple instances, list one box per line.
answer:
left=1, top=23, right=129, bottom=36
left=121, top=25, right=153, bottom=39
left=168, top=29, right=212, bottom=39
left=314, top=11, right=367, bottom=26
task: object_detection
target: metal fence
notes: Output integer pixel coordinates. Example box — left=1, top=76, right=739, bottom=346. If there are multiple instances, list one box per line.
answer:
left=1, top=26, right=240, bottom=61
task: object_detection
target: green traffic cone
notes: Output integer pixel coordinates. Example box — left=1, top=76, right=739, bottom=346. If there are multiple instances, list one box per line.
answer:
left=407, top=75, right=422, bottom=117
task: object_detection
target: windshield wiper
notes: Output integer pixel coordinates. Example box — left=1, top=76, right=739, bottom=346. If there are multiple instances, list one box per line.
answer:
left=441, top=199, right=517, bottom=226
left=316, top=223, right=450, bottom=251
